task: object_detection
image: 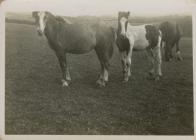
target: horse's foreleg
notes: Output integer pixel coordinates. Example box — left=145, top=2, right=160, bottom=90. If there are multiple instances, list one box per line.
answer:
left=121, top=45, right=133, bottom=82
left=56, top=52, right=70, bottom=87
left=161, top=41, right=166, bottom=61
left=146, top=48, right=155, bottom=76
left=120, top=51, right=128, bottom=82
left=153, top=42, right=162, bottom=81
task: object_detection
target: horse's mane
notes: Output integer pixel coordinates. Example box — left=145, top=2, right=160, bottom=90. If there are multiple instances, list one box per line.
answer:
left=44, top=12, right=72, bottom=25
left=55, top=16, right=72, bottom=25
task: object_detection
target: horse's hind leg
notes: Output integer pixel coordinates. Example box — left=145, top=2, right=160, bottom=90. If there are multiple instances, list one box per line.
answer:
left=146, top=48, right=155, bottom=77
left=164, top=42, right=173, bottom=61
left=96, top=61, right=109, bottom=87
left=96, top=62, right=105, bottom=86
left=175, top=39, right=183, bottom=61
left=95, top=46, right=112, bottom=87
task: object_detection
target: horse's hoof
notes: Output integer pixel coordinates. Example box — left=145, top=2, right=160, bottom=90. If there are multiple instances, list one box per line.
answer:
left=96, top=79, right=106, bottom=87
left=66, top=77, right=72, bottom=81
left=146, top=74, right=154, bottom=80
left=154, top=77, right=160, bottom=82
left=176, top=51, right=183, bottom=61
left=165, top=57, right=172, bottom=62
left=61, top=79, right=69, bottom=87
left=148, top=71, right=154, bottom=76
left=165, top=59, right=169, bottom=62
left=122, top=77, right=129, bottom=83
left=154, top=75, right=162, bottom=82
left=177, top=56, right=183, bottom=61
left=145, top=71, right=153, bottom=79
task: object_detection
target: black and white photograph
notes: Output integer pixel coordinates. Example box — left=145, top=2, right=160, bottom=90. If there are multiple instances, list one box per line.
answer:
left=0, top=0, right=195, bottom=139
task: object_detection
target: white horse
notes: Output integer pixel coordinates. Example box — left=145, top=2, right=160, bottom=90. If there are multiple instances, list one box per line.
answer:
left=116, top=11, right=162, bottom=82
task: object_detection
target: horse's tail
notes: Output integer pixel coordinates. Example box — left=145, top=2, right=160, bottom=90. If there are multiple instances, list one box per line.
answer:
left=176, top=24, right=183, bottom=38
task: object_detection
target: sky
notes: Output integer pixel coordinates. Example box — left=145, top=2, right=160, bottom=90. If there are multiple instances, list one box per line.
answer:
left=2, top=0, right=196, bottom=17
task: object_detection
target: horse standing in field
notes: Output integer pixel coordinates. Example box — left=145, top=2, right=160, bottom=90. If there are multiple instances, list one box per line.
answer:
left=32, top=11, right=115, bottom=87
left=116, top=11, right=162, bottom=82
left=159, top=21, right=183, bottom=61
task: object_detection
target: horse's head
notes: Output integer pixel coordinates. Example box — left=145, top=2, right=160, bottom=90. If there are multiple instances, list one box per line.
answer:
left=117, top=11, right=130, bottom=37
left=145, top=25, right=161, bottom=49
left=32, top=11, right=51, bottom=36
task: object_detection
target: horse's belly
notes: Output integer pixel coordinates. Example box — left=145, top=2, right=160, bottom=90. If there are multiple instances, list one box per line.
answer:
left=64, top=36, right=96, bottom=54
left=133, top=39, right=149, bottom=50
left=60, top=29, right=96, bottom=54
left=66, top=42, right=95, bottom=54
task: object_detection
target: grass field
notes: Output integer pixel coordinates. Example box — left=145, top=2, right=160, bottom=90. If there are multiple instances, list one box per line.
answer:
left=5, top=22, right=193, bottom=135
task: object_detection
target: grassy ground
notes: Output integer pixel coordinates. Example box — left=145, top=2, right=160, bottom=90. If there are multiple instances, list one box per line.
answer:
left=5, top=22, right=193, bottom=135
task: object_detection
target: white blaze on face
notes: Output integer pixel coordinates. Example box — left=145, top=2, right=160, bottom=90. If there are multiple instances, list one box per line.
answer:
left=38, top=12, right=46, bottom=33
left=120, top=17, right=128, bottom=36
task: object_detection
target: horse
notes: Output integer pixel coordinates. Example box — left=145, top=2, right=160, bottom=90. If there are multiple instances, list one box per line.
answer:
left=32, top=11, right=116, bottom=87
left=159, top=21, right=183, bottom=61
left=116, top=11, right=162, bottom=82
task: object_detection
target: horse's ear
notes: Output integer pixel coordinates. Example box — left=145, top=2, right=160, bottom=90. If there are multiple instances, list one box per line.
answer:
left=145, top=25, right=151, bottom=31
left=32, top=11, right=38, bottom=18
left=44, top=11, right=52, bottom=19
left=145, top=25, right=149, bottom=30
left=127, top=11, right=130, bottom=16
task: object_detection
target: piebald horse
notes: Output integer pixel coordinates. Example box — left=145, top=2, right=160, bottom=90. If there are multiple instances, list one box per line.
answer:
left=32, top=11, right=115, bottom=87
left=116, top=11, right=162, bottom=82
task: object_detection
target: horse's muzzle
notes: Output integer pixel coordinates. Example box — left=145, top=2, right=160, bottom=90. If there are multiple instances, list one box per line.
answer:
left=119, top=33, right=127, bottom=39
left=37, top=30, right=43, bottom=36
left=120, top=33, right=126, bottom=39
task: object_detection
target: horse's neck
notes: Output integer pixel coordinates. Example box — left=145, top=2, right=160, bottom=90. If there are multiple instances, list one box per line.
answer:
left=44, top=17, right=62, bottom=42
left=126, top=23, right=136, bottom=37
left=46, top=16, right=66, bottom=32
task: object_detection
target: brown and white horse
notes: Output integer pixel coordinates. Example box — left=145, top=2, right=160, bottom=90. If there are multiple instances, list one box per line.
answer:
left=32, top=11, right=116, bottom=87
left=116, top=11, right=162, bottom=82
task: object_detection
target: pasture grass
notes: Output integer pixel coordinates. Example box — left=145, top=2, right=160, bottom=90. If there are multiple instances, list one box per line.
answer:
left=5, top=23, right=193, bottom=135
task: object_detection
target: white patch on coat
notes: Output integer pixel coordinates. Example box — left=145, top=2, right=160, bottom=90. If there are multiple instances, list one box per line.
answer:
left=126, top=24, right=149, bottom=50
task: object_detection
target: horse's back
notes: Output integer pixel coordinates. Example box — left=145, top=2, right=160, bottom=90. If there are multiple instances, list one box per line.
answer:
left=58, top=22, right=97, bottom=54
left=127, top=24, right=149, bottom=50
left=159, top=21, right=182, bottom=42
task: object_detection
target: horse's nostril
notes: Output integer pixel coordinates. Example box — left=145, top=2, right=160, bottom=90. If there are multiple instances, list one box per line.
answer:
left=37, top=30, right=43, bottom=36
